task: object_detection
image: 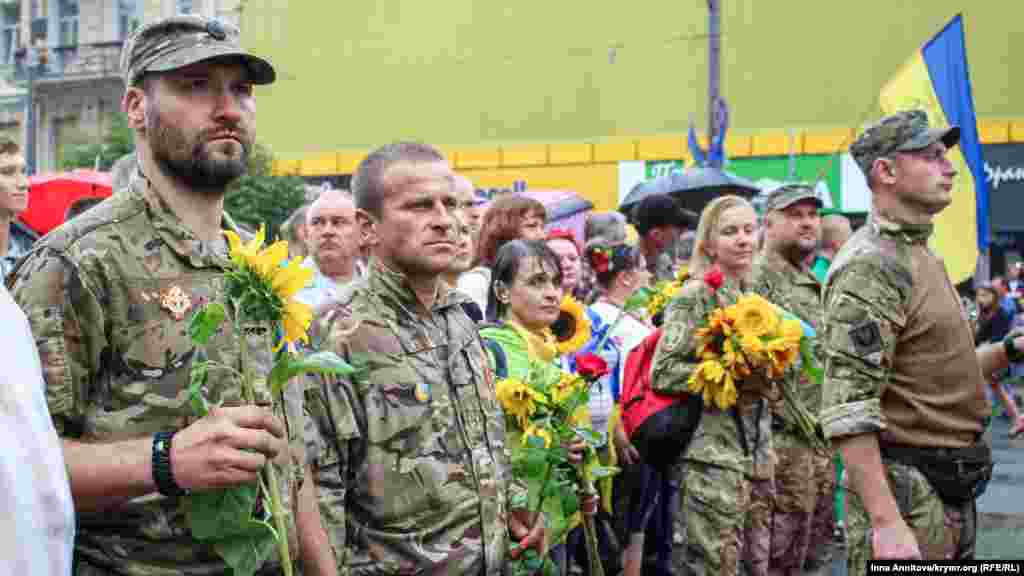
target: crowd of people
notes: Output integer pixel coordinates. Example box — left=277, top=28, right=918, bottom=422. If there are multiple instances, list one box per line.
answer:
left=3, top=12, right=1024, bottom=576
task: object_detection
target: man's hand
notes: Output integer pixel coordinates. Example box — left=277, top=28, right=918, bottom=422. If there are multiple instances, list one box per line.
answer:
left=508, top=508, right=546, bottom=559
left=871, top=518, right=921, bottom=560
left=171, top=405, right=286, bottom=491
left=613, top=424, right=639, bottom=466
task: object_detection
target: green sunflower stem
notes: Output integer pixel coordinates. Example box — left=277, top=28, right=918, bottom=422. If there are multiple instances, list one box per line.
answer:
left=238, top=319, right=293, bottom=576
left=576, top=460, right=605, bottom=576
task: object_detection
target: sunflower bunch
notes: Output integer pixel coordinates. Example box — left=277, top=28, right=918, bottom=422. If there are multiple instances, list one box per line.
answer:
left=688, top=293, right=804, bottom=410
left=625, top=265, right=690, bottom=320
left=495, top=357, right=618, bottom=576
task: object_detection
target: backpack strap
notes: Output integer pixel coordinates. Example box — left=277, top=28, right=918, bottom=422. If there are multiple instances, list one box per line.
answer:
left=482, top=337, right=509, bottom=380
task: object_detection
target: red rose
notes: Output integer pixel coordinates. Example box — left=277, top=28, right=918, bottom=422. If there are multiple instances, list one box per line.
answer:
left=591, top=251, right=610, bottom=273
left=576, top=352, right=610, bottom=381
left=704, top=265, right=724, bottom=292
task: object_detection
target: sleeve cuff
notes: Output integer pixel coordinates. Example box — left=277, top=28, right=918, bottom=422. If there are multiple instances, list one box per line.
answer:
left=820, top=398, right=885, bottom=439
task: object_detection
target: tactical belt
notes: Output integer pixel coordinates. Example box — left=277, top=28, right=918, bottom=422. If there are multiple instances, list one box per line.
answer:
left=880, top=440, right=994, bottom=507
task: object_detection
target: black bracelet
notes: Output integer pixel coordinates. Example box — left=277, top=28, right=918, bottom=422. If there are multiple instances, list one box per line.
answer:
left=1004, top=336, right=1024, bottom=363
left=152, top=431, right=186, bottom=497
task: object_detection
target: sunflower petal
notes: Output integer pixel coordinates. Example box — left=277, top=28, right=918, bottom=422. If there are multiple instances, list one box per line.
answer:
left=272, top=259, right=315, bottom=298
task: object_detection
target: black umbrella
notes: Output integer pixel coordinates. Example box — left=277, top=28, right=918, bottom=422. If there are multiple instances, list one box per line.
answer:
left=619, top=167, right=760, bottom=220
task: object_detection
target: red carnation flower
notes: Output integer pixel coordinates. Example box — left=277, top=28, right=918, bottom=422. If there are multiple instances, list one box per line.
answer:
left=576, top=352, right=610, bottom=381
left=704, top=265, right=724, bottom=292
left=591, top=251, right=610, bottom=274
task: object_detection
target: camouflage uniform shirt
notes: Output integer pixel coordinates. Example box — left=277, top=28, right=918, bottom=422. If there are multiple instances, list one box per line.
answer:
left=650, top=278, right=774, bottom=479
left=9, top=174, right=306, bottom=575
left=751, top=251, right=825, bottom=423
left=820, top=215, right=988, bottom=448
left=305, top=260, right=520, bottom=575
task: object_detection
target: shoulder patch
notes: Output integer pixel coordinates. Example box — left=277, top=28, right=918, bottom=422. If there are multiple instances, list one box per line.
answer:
left=849, top=320, right=883, bottom=363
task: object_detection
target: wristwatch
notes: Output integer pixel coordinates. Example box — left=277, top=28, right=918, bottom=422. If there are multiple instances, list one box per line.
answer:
left=1003, top=335, right=1024, bottom=363
left=152, top=431, right=187, bottom=497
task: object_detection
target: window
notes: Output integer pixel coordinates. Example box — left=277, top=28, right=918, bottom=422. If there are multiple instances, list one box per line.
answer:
left=176, top=0, right=193, bottom=15
left=57, top=0, right=78, bottom=47
left=118, top=0, right=139, bottom=39
left=0, top=3, right=17, bottom=65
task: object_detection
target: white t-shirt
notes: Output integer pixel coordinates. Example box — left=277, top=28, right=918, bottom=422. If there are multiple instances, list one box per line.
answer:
left=457, top=266, right=492, bottom=316
left=0, top=285, right=75, bottom=575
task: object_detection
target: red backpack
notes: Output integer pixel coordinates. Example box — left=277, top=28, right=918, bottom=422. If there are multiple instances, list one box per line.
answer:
left=619, top=328, right=703, bottom=472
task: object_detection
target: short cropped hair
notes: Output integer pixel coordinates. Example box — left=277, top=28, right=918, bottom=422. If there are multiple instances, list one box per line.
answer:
left=351, top=142, right=446, bottom=216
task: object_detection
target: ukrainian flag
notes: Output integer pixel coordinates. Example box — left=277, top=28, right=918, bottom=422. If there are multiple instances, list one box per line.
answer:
left=879, top=14, right=989, bottom=283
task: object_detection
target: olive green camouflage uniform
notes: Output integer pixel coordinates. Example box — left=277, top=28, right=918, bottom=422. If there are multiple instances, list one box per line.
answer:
left=752, top=210, right=840, bottom=574
left=822, top=110, right=988, bottom=575
left=651, top=279, right=774, bottom=576
left=304, top=260, right=523, bottom=575
left=8, top=174, right=307, bottom=575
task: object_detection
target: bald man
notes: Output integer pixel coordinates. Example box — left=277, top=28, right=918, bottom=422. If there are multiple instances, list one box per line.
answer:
left=811, top=214, right=852, bottom=282
left=296, top=188, right=361, bottom=310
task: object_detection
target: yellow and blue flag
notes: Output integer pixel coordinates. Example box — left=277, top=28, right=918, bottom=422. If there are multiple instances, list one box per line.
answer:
left=879, top=14, right=988, bottom=283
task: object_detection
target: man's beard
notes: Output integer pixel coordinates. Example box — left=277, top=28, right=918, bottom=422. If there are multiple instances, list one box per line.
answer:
left=780, top=237, right=816, bottom=267
left=147, top=109, right=250, bottom=194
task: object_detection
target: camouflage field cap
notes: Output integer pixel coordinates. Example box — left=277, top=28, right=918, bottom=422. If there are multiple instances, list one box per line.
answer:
left=850, top=110, right=960, bottom=176
left=764, top=183, right=822, bottom=213
left=121, top=15, right=275, bottom=86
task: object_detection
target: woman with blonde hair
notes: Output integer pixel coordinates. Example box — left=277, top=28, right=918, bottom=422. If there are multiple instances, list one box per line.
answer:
left=648, top=195, right=774, bottom=576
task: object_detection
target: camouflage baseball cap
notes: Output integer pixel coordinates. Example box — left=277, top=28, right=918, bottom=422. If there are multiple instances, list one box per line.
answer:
left=121, top=15, right=275, bottom=87
left=764, top=183, right=822, bottom=213
left=849, top=110, right=960, bottom=176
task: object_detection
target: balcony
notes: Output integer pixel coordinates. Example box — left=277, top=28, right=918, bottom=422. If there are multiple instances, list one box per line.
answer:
left=20, top=41, right=124, bottom=85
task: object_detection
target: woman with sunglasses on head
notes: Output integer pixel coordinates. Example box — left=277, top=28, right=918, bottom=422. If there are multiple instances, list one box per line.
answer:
left=649, top=195, right=775, bottom=576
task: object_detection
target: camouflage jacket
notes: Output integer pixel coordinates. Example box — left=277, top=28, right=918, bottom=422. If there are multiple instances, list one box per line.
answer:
left=650, top=277, right=774, bottom=479
left=751, top=251, right=825, bottom=424
left=305, top=260, right=519, bottom=575
left=820, top=215, right=988, bottom=448
left=8, top=174, right=306, bottom=574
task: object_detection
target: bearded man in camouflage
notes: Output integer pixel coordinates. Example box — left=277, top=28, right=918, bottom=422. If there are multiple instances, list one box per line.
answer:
left=304, top=142, right=544, bottom=575
left=9, top=16, right=318, bottom=575
left=752, top=184, right=841, bottom=573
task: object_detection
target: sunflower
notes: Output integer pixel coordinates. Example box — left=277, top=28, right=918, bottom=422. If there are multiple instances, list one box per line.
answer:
left=496, top=377, right=549, bottom=428
left=522, top=423, right=554, bottom=448
left=688, top=359, right=729, bottom=408
left=553, top=294, right=591, bottom=356
left=731, top=294, right=780, bottom=338
left=224, top=226, right=315, bottom=350
left=721, top=338, right=750, bottom=378
left=551, top=372, right=584, bottom=406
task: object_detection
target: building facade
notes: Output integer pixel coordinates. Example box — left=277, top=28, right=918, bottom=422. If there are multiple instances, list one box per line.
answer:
left=4, top=0, right=239, bottom=173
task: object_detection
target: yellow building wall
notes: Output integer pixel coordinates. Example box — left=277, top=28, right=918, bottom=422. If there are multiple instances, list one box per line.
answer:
left=240, top=1, right=1024, bottom=178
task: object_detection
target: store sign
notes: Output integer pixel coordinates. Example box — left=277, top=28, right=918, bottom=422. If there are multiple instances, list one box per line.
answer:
left=983, top=144, right=1024, bottom=231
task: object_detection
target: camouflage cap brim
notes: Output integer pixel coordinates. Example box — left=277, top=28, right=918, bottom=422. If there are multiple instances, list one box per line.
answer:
left=771, top=192, right=822, bottom=212
left=143, top=44, right=275, bottom=85
left=896, top=126, right=961, bottom=152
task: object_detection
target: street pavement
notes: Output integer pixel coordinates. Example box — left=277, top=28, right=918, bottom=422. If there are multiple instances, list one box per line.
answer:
left=976, top=415, right=1024, bottom=559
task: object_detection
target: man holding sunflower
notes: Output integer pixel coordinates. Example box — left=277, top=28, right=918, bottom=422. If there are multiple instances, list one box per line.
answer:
left=8, top=16, right=316, bottom=575
left=304, top=142, right=544, bottom=575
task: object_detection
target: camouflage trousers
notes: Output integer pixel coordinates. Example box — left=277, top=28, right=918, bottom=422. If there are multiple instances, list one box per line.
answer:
left=677, top=461, right=773, bottom=576
left=804, top=449, right=841, bottom=571
left=768, top=429, right=815, bottom=575
left=846, top=459, right=976, bottom=576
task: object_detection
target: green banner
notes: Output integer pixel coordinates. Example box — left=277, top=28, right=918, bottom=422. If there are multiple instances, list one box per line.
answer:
left=726, top=154, right=841, bottom=208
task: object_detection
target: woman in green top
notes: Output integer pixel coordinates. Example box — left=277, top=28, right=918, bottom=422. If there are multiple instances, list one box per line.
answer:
left=480, top=239, right=609, bottom=575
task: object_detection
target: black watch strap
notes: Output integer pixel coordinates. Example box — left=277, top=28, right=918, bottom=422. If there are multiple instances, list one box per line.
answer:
left=152, top=431, right=186, bottom=497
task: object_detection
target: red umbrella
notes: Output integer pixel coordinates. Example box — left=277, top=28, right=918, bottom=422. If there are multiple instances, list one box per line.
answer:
left=21, top=169, right=113, bottom=236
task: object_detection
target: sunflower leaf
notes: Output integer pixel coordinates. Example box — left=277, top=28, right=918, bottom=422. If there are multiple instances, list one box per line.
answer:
left=188, top=358, right=210, bottom=419
left=572, top=427, right=607, bottom=449
left=588, top=465, right=620, bottom=480
left=188, top=302, right=227, bottom=346
left=269, top=351, right=356, bottom=395
left=624, top=286, right=655, bottom=312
